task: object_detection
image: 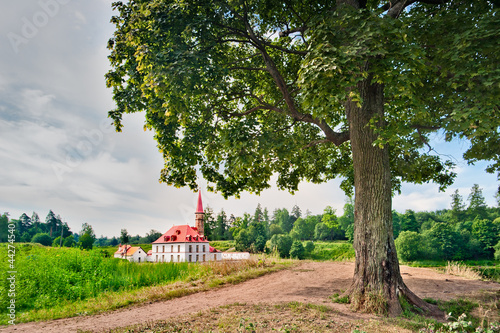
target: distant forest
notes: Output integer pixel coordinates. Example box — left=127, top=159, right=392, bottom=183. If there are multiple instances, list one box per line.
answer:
left=2, top=184, right=499, bottom=260
left=202, top=184, right=500, bottom=261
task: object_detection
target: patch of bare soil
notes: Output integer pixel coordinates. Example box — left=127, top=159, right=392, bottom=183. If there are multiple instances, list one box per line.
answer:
left=1, top=261, right=498, bottom=333
left=100, top=302, right=412, bottom=333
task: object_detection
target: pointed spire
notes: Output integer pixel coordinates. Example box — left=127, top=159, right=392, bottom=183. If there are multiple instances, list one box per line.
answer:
left=196, top=191, right=204, bottom=213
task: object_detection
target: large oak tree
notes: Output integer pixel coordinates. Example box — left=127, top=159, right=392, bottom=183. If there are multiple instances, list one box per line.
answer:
left=106, top=0, right=499, bottom=316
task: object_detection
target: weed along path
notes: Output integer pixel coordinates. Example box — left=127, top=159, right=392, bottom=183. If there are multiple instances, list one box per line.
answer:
left=2, top=261, right=499, bottom=333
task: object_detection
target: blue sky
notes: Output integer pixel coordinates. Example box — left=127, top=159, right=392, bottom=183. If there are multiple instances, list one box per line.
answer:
left=1, top=0, right=498, bottom=238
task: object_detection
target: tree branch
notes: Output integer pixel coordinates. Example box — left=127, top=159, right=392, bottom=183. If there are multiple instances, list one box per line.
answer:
left=382, top=0, right=450, bottom=18
left=226, top=105, right=270, bottom=117
left=216, top=0, right=349, bottom=146
left=410, top=124, right=441, bottom=131
left=260, top=40, right=308, bottom=55
left=303, top=139, right=330, bottom=148
left=229, top=66, right=267, bottom=71
left=279, top=26, right=307, bottom=37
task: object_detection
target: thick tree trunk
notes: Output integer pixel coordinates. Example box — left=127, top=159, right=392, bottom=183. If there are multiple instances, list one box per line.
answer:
left=344, top=76, right=443, bottom=317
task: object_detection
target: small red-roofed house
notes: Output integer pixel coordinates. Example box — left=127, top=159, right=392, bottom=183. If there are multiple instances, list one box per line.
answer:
left=114, top=244, right=147, bottom=263
left=146, top=249, right=154, bottom=262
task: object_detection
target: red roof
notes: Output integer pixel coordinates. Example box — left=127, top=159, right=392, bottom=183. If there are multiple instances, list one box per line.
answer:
left=209, top=246, right=220, bottom=253
left=114, top=245, right=143, bottom=256
left=153, top=225, right=209, bottom=243
left=196, top=191, right=203, bottom=213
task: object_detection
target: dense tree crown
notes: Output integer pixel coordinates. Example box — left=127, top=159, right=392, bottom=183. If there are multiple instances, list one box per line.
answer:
left=107, top=0, right=499, bottom=316
left=107, top=0, right=499, bottom=197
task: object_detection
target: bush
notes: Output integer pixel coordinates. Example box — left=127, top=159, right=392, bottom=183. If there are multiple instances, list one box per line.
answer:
left=52, top=236, right=62, bottom=247
left=290, top=241, right=305, bottom=259
left=63, top=235, right=75, bottom=247
left=234, top=229, right=252, bottom=252
left=494, top=240, right=500, bottom=261
left=251, top=235, right=266, bottom=253
left=395, top=231, right=422, bottom=261
left=304, top=241, right=315, bottom=253
left=31, top=233, right=52, bottom=246
left=268, top=234, right=293, bottom=258
left=79, top=233, right=94, bottom=250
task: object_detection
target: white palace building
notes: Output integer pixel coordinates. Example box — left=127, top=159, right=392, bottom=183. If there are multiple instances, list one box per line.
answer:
left=148, top=192, right=222, bottom=263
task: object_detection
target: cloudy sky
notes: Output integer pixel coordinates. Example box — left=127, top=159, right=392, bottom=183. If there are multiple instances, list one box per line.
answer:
left=1, top=0, right=498, bottom=238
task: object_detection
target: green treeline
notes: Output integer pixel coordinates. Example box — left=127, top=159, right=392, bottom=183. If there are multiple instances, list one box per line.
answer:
left=0, top=210, right=163, bottom=249
left=3, top=184, right=499, bottom=261
left=0, top=210, right=98, bottom=250
left=0, top=211, right=75, bottom=246
left=202, top=199, right=356, bottom=259
left=204, top=184, right=500, bottom=261
left=394, top=185, right=500, bottom=262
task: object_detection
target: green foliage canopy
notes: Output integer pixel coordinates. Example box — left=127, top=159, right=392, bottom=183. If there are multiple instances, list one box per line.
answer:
left=106, top=0, right=499, bottom=197
left=394, top=231, right=422, bottom=261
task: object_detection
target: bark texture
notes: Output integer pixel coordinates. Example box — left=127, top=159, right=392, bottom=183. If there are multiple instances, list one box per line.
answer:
left=345, top=75, right=443, bottom=317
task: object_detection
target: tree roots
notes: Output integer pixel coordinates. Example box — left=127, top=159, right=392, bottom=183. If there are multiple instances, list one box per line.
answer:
left=341, top=282, right=445, bottom=319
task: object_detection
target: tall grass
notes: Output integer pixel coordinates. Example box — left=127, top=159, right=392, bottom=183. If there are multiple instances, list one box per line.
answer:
left=0, top=244, right=206, bottom=315
left=444, top=261, right=482, bottom=280
left=407, top=259, right=500, bottom=282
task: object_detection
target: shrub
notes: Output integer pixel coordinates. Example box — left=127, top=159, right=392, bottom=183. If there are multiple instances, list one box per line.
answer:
left=63, top=235, right=75, bottom=247
left=52, top=236, right=62, bottom=247
left=290, top=241, right=305, bottom=259
left=395, top=231, right=422, bottom=261
left=234, top=229, right=252, bottom=252
left=78, top=233, right=94, bottom=250
left=304, top=241, right=315, bottom=253
left=31, top=233, right=52, bottom=246
left=268, top=234, right=293, bottom=258
left=494, top=240, right=500, bottom=261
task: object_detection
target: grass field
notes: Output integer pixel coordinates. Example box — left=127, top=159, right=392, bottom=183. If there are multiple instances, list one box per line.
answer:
left=209, top=240, right=236, bottom=252
left=304, top=241, right=355, bottom=261
left=0, top=243, right=292, bottom=325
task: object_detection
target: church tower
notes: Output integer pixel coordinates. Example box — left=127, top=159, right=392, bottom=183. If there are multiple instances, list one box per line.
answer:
left=195, top=191, right=205, bottom=236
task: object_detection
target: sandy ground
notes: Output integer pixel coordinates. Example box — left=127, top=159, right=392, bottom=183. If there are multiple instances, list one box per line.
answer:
left=1, top=261, right=498, bottom=333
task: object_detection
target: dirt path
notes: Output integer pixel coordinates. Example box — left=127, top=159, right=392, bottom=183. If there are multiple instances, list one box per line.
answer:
left=2, top=262, right=498, bottom=333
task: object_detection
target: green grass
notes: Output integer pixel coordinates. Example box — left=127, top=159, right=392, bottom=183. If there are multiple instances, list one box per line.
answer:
left=385, top=295, right=500, bottom=333
left=0, top=244, right=203, bottom=313
left=304, top=241, right=355, bottom=261
left=0, top=243, right=292, bottom=325
left=209, top=240, right=235, bottom=252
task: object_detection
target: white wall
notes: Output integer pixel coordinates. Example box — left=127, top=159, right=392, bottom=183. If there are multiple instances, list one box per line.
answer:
left=152, top=242, right=210, bottom=262
left=221, top=253, right=251, bottom=260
